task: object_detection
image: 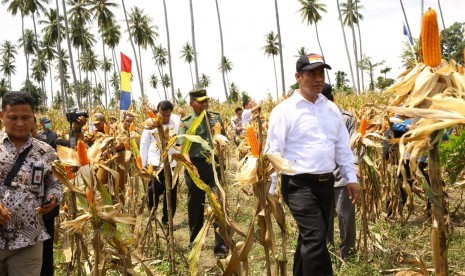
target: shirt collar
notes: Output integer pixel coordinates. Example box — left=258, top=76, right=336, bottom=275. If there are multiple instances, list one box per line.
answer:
left=0, top=131, right=33, bottom=148
left=292, top=90, right=328, bottom=105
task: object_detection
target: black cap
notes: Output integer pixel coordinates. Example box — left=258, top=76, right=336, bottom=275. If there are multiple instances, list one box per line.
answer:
left=189, top=88, right=209, bottom=102
left=321, top=83, right=334, bottom=102
left=40, top=118, right=51, bottom=123
left=296, top=53, right=331, bottom=72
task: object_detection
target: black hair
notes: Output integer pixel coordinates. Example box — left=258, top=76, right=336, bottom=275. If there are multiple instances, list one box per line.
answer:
left=157, top=100, right=174, bottom=111
left=2, top=91, right=35, bottom=112
left=242, top=99, right=250, bottom=108
left=234, top=107, right=243, bottom=113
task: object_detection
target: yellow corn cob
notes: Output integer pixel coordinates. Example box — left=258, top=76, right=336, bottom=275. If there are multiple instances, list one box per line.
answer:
left=245, top=125, right=260, bottom=158
left=421, top=8, right=442, bottom=67
left=359, top=116, right=368, bottom=137
left=77, top=140, right=90, bottom=165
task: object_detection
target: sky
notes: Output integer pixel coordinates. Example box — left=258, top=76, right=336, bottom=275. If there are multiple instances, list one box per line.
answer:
left=1, top=0, right=464, bottom=106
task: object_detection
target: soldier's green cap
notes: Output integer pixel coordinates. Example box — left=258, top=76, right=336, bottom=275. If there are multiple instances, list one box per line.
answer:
left=189, top=88, right=209, bottom=102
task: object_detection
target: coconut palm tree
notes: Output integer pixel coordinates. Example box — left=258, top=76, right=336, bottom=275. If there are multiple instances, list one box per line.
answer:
left=0, top=40, right=17, bottom=90
left=214, top=0, right=228, bottom=100
left=340, top=0, right=363, bottom=92
left=2, top=0, right=31, bottom=90
left=336, top=0, right=357, bottom=94
left=218, top=56, right=233, bottom=93
left=162, top=0, right=175, bottom=102
left=128, top=6, right=158, bottom=98
left=18, top=29, right=36, bottom=86
left=88, top=0, right=117, bottom=107
left=161, top=73, right=171, bottom=99
left=40, top=37, right=57, bottom=103
left=295, top=46, right=308, bottom=57
left=180, top=42, right=195, bottom=89
left=40, top=8, right=64, bottom=44
left=79, top=50, right=100, bottom=109
left=297, top=0, right=330, bottom=84
left=103, top=21, right=121, bottom=74
left=189, top=0, right=199, bottom=86
left=39, top=4, right=63, bottom=94
left=274, top=0, right=285, bottom=98
left=262, top=31, right=280, bottom=100
left=153, top=44, right=168, bottom=99
left=61, top=0, right=81, bottom=109
left=149, top=73, right=162, bottom=101
left=199, top=73, right=211, bottom=89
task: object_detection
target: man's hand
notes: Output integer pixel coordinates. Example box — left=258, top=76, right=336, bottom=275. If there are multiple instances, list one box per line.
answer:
left=36, top=196, right=58, bottom=215
left=346, top=183, right=359, bottom=205
left=0, top=202, right=11, bottom=225
left=72, top=116, right=87, bottom=132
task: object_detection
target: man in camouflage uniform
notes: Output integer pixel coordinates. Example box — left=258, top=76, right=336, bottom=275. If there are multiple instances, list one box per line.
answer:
left=84, top=112, right=107, bottom=147
left=178, top=88, right=227, bottom=257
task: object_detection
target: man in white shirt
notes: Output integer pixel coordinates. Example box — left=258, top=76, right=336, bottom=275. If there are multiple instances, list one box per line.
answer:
left=266, top=54, right=359, bottom=276
left=241, top=98, right=261, bottom=127
left=140, top=101, right=179, bottom=225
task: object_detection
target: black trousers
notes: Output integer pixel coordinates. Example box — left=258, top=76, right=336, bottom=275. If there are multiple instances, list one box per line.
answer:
left=41, top=205, right=59, bottom=276
left=281, top=173, right=335, bottom=276
left=186, top=158, right=224, bottom=247
left=147, top=168, right=178, bottom=225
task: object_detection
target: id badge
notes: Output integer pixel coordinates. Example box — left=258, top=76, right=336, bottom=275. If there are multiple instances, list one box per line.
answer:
left=32, top=166, right=44, bottom=186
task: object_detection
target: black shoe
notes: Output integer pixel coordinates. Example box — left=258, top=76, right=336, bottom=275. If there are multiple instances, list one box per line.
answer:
left=213, top=244, right=228, bottom=258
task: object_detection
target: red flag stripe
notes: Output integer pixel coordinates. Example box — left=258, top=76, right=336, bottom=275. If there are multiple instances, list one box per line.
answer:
left=121, top=52, right=132, bottom=73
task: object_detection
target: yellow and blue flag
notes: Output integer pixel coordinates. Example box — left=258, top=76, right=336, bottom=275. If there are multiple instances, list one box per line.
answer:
left=120, top=53, right=132, bottom=110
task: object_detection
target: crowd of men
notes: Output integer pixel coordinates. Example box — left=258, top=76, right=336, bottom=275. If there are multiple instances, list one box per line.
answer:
left=0, top=53, right=361, bottom=275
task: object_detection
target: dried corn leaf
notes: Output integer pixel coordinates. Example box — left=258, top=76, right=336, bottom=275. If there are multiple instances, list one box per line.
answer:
left=222, top=204, right=257, bottom=275
left=56, top=145, right=81, bottom=166
left=52, top=161, right=85, bottom=194
left=427, top=94, right=465, bottom=116
left=386, top=64, right=425, bottom=96
left=407, top=67, right=440, bottom=107
left=234, top=156, right=258, bottom=186
left=61, top=213, right=92, bottom=233
left=188, top=213, right=214, bottom=276
left=385, top=106, right=465, bottom=120
left=265, top=153, right=295, bottom=174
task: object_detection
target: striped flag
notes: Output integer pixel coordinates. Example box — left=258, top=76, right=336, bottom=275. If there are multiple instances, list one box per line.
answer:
left=120, top=52, right=132, bottom=110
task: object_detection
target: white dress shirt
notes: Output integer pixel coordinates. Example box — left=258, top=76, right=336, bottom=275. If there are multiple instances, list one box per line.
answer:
left=241, top=108, right=252, bottom=127
left=140, top=114, right=180, bottom=168
left=266, top=91, right=357, bottom=184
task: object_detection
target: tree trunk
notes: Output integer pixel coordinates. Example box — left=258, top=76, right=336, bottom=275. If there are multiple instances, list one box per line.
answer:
left=162, top=0, right=175, bottom=102
left=189, top=0, right=199, bottom=87
left=20, top=15, right=31, bottom=94
left=274, top=0, right=285, bottom=97
left=102, top=37, right=108, bottom=107
left=272, top=55, right=278, bottom=100
left=32, top=13, right=46, bottom=103
left=349, top=17, right=360, bottom=93
left=121, top=0, right=144, bottom=98
left=137, top=44, right=144, bottom=98
left=336, top=0, right=357, bottom=93
left=56, top=0, right=66, bottom=113
left=355, top=1, right=365, bottom=91
left=62, top=0, right=79, bottom=109
left=428, top=133, right=449, bottom=276
left=49, top=60, right=54, bottom=105
left=314, top=23, right=331, bottom=86
left=215, top=0, right=228, bottom=100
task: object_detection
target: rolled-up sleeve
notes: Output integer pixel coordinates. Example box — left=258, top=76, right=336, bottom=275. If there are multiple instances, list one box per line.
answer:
left=140, top=129, right=151, bottom=167
left=266, top=107, right=287, bottom=156
left=334, top=117, right=358, bottom=184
